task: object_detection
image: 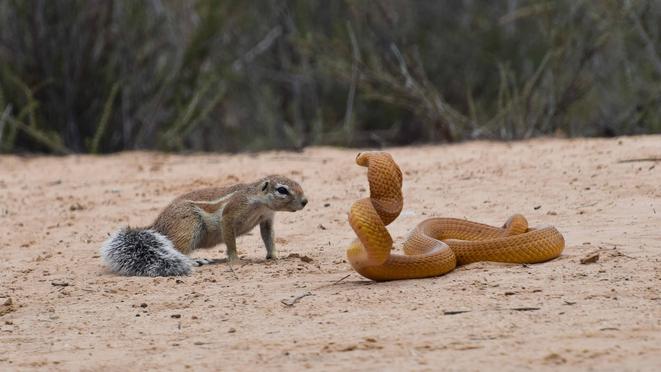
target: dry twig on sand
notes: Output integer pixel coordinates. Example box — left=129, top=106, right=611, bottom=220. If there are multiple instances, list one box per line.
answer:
left=281, top=292, right=313, bottom=307
left=617, top=158, right=661, bottom=163
left=280, top=274, right=352, bottom=307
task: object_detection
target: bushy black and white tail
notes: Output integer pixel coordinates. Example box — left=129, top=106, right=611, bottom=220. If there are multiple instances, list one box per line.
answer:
left=100, top=228, right=192, bottom=276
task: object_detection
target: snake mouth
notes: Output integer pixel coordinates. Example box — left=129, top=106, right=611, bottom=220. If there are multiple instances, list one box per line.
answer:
left=355, top=152, right=365, bottom=165
left=355, top=152, right=372, bottom=166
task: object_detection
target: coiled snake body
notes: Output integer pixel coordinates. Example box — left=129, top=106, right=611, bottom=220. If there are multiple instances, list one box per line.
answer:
left=347, top=152, right=565, bottom=281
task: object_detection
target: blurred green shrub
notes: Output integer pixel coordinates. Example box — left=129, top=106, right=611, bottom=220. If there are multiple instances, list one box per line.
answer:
left=0, top=0, right=659, bottom=153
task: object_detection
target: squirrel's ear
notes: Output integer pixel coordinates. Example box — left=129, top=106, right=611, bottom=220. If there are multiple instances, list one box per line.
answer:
left=260, top=180, right=269, bottom=192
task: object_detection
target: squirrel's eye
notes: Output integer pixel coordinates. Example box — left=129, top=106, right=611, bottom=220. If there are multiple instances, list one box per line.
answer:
left=276, top=187, right=289, bottom=195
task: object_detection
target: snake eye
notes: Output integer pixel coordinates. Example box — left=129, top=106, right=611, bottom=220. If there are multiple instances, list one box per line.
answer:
left=276, top=186, right=289, bottom=195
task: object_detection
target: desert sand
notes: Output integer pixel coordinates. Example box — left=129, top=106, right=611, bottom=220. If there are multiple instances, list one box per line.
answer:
left=0, top=136, right=659, bottom=371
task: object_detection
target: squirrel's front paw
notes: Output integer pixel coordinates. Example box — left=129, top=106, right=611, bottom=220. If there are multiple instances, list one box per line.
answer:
left=227, top=253, right=240, bottom=263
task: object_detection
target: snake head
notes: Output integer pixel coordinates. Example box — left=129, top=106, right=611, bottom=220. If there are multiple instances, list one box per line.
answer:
left=355, top=152, right=370, bottom=166
left=355, top=151, right=403, bottom=186
left=355, top=151, right=391, bottom=166
left=355, top=151, right=394, bottom=165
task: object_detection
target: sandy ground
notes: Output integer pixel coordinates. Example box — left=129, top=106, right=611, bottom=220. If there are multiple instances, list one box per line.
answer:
left=0, top=136, right=660, bottom=371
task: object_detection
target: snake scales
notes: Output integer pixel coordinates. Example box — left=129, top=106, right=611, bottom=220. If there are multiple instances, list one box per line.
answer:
left=346, top=151, right=565, bottom=281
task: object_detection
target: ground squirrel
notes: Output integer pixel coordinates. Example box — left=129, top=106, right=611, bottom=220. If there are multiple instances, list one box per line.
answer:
left=100, top=175, right=307, bottom=276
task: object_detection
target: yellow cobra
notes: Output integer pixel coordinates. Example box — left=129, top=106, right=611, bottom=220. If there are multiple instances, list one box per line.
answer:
left=347, top=151, right=565, bottom=281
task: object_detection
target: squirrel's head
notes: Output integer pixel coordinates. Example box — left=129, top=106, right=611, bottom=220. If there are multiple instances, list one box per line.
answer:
left=258, top=175, right=308, bottom=212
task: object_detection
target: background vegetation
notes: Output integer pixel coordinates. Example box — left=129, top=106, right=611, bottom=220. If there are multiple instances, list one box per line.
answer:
left=0, top=0, right=659, bottom=154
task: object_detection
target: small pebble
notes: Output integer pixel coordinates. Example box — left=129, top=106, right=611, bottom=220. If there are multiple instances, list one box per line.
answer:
left=580, top=253, right=599, bottom=264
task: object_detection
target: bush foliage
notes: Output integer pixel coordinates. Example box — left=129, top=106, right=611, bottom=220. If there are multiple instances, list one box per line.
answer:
left=0, top=0, right=659, bottom=154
